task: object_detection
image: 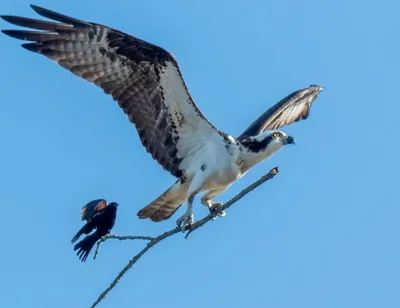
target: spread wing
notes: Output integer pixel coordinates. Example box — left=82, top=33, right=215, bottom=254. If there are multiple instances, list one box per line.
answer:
left=71, top=214, right=101, bottom=243
left=1, top=5, right=224, bottom=178
left=80, top=199, right=107, bottom=221
left=72, top=199, right=107, bottom=243
left=238, top=85, right=324, bottom=140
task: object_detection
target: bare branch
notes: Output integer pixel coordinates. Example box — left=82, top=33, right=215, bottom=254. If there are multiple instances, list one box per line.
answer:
left=93, top=234, right=155, bottom=260
left=91, top=166, right=279, bottom=308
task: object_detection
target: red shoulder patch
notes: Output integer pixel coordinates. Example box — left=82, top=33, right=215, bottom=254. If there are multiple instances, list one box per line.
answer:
left=96, top=200, right=107, bottom=212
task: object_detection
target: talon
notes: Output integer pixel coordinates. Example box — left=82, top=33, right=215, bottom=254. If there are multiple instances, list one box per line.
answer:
left=176, top=213, right=194, bottom=231
left=208, top=202, right=226, bottom=218
left=176, top=216, right=184, bottom=227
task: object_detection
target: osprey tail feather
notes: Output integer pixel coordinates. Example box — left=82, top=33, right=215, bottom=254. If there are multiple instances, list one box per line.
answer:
left=137, top=180, right=186, bottom=222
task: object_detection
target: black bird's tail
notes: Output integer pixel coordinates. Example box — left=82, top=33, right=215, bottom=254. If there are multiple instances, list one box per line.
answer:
left=73, top=232, right=100, bottom=262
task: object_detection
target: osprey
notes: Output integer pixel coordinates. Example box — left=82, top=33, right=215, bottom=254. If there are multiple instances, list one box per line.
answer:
left=1, top=5, right=323, bottom=230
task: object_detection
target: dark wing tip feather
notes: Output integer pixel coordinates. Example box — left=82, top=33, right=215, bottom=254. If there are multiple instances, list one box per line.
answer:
left=71, top=224, right=87, bottom=243
left=1, top=15, right=18, bottom=24
left=1, top=29, right=13, bottom=37
left=29, top=4, right=91, bottom=28
left=1, top=15, right=74, bottom=31
left=21, top=42, right=42, bottom=53
left=309, top=84, right=324, bottom=91
left=2, top=29, right=29, bottom=40
left=71, top=233, right=81, bottom=243
left=1, top=29, right=58, bottom=41
left=238, top=84, right=324, bottom=139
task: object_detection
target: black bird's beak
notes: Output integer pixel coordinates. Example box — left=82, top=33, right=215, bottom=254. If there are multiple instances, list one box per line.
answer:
left=285, top=135, right=295, bottom=145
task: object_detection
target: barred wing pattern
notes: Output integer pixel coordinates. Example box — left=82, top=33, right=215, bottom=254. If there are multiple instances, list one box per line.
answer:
left=2, top=5, right=223, bottom=179
left=238, top=85, right=324, bottom=140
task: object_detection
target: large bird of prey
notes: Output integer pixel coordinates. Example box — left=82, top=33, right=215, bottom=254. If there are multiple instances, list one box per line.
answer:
left=1, top=5, right=323, bottom=230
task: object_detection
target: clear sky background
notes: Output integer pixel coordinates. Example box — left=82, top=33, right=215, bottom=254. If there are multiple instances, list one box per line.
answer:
left=0, top=1, right=399, bottom=307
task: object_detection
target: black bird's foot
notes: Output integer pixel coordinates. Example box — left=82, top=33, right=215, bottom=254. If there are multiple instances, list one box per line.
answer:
left=208, top=202, right=226, bottom=220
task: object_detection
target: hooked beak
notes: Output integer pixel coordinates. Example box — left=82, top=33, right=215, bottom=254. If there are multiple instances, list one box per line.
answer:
left=284, top=135, right=295, bottom=145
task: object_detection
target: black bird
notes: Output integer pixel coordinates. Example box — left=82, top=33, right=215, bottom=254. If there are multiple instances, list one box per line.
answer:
left=71, top=199, right=118, bottom=262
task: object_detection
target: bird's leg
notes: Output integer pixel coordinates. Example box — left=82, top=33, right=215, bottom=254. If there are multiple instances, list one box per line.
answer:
left=176, top=196, right=194, bottom=231
left=176, top=172, right=205, bottom=231
left=201, top=188, right=227, bottom=219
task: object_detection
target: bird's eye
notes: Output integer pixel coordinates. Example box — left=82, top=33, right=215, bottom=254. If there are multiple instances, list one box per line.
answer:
left=273, top=132, right=281, bottom=139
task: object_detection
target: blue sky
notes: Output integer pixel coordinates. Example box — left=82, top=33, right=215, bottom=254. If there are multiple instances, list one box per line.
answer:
left=1, top=0, right=399, bottom=307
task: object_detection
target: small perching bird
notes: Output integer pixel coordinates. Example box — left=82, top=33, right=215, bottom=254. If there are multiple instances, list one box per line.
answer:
left=71, top=199, right=118, bottom=262
left=1, top=5, right=323, bottom=230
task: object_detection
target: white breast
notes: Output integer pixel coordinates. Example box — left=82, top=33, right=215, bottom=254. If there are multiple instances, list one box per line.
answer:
left=202, top=141, right=242, bottom=190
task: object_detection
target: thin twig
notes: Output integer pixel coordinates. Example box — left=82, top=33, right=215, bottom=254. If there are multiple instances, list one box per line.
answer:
left=91, top=166, right=279, bottom=308
left=91, top=229, right=182, bottom=308
left=93, top=235, right=155, bottom=260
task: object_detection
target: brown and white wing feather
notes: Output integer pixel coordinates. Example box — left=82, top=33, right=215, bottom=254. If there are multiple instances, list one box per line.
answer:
left=1, top=5, right=223, bottom=178
left=238, top=85, right=324, bottom=140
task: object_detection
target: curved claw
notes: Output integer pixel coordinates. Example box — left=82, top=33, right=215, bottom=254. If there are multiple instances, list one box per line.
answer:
left=176, top=213, right=194, bottom=231
left=208, top=202, right=226, bottom=220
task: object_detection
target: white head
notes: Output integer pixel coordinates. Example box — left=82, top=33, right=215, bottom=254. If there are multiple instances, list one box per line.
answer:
left=241, top=130, right=295, bottom=162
